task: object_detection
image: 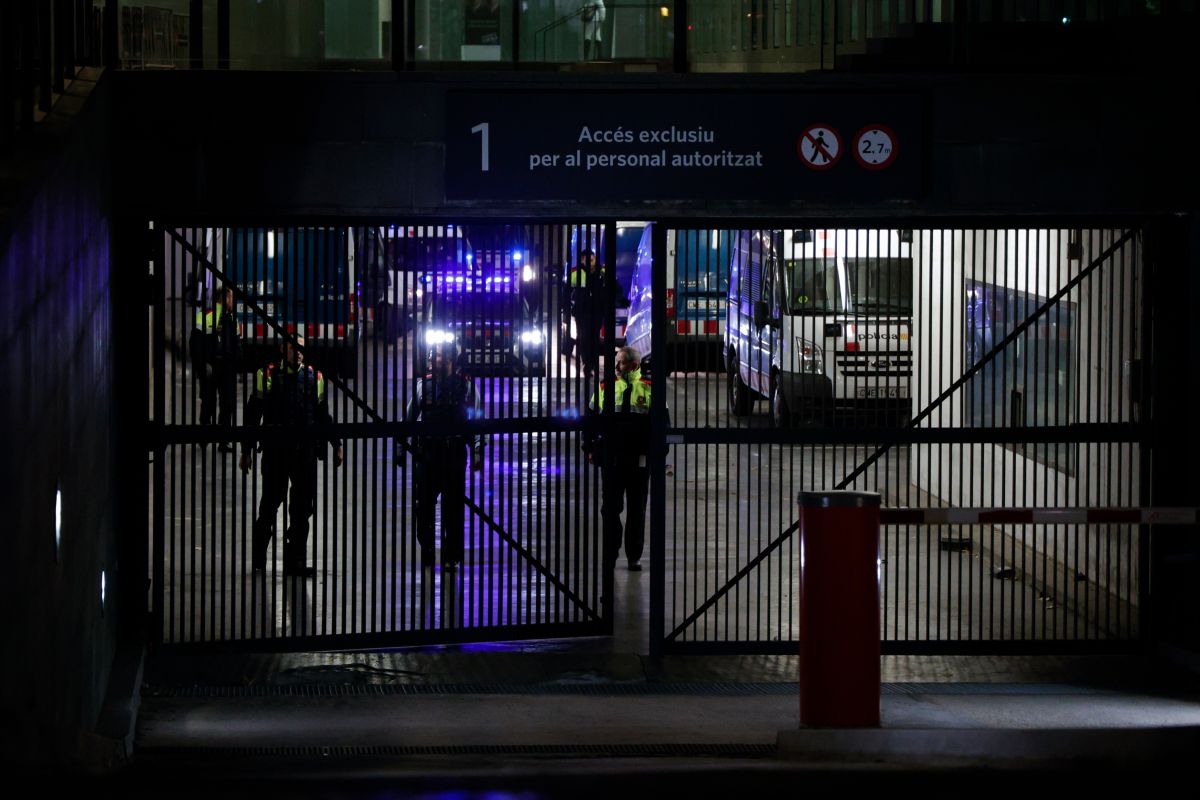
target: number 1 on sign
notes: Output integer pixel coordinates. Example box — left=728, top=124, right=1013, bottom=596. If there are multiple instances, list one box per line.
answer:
left=471, top=122, right=490, bottom=172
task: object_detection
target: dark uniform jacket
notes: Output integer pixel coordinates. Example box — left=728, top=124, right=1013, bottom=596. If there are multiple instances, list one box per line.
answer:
left=243, top=362, right=340, bottom=459
left=404, top=371, right=486, bottom=452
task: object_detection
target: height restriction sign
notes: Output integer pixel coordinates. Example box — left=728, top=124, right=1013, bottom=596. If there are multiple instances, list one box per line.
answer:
left=797, top=124, right=842, bottom=171
left=853, top=125, right=897, bottom=170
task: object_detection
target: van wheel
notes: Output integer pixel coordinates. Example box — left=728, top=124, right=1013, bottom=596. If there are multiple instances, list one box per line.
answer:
left=770, top=372, right=790, bottom=428
left=728, top=354, right=751, bottom=416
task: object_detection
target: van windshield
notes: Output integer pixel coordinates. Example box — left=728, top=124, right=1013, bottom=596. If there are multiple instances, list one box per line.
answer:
left=391, top=238, right=469, bottom=273
left=784, top=258, right=842, bottom=314
left=844, top=257, right=913, bottom=315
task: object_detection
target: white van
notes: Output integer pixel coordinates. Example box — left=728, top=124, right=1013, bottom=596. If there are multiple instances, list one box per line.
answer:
left=724, top=228, right=914, bottom=426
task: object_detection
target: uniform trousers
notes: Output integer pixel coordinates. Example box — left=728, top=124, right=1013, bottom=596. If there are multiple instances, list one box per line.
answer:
left=252, top=448, right=318, bottom=568
left=601, top=455, right=649, bottom=568
left=414, top=441, right=469, bottom=566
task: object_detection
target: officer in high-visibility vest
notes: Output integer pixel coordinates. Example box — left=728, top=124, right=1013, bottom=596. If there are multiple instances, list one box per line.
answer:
left=239, top=336, right=344, bottom=577
left=567, top=248, right=609, bottom=376
left=396, top=337, right=485, bottom=570
left=583, top=345, right=664, bottom=573
left=192, top=286, right=243, bottom=449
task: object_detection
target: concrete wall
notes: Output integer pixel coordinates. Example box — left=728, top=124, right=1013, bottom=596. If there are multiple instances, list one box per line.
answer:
left=0, top=80, right=116, bottom=767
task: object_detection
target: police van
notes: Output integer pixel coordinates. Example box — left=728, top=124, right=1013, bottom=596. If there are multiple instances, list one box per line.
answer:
left=203, top=227, right=364, bottom=378
left=623, top=223, right=733, bottom=373
left=417, top=228, right=546, bottom=377
left=724, top=228, right=914, bottom=426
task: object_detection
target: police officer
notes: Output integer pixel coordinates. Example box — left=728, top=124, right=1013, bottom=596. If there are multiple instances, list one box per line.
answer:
left=193, top=286, right=243, bottom=450
left=567, top=248, right=609, bottom=376
left=239, top=336, right=344, bottom=577
left=583, top=346, right=664, bottom=573
left=397, top=338, right=485, bottom=569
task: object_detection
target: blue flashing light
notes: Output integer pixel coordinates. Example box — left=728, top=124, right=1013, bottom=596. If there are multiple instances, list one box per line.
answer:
left=513, top=250, right=523, bottom=263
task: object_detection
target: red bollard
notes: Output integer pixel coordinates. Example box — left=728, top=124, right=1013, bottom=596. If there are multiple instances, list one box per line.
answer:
left=797, top=490, right=881, bottom=727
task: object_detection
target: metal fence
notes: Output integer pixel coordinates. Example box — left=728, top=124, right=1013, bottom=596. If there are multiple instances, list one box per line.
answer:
left=152, top=222, right=617, bottom=648
left=149, top=219, right=1150, bottom=654
left=655, top=224, right=1147, bottom=654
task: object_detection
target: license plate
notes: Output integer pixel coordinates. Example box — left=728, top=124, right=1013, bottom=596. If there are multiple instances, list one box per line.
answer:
left=855, top=387, right=902, bottom=398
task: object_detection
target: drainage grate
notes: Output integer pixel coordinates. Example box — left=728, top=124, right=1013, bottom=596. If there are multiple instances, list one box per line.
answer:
left=138, top=743, right=778, bottom=759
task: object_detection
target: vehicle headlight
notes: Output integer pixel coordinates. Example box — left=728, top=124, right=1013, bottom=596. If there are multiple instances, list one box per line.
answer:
left=424, top=328, right=454, bottom=346
left=796, top=338, right=824, bottom=375
left=522, top=264, right=535, bottom=282
left=520, top=328, right=544, bottom=346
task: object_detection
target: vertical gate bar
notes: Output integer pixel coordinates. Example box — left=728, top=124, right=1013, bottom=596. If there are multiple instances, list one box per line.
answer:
left=1050, top=226, right=1060, bottom=642
left=1113, top=230, right=1123, bottom=638
left=257, top=227, right=269, bottom=640
left=386, top=222, right=396, bottom=636
left=1078, top=231, right=1089, bottom=641
left=243, top=228, right=255, bottom=640
left=404, top=230, right=415, bottom=633
left=1103, top=227, right=1114, bottom=639
left=190, top=229, right=201, bottom=644
left=152, top=222, right=167, bottom=644
left=1136, top=227, right=1150, bottom=643
left=966, top=229, right=974, bottom=642
left=649, top=219, right=668, bottom=656
left=1077, top=226, right=1090, bottom=640
left=1022, top=228, right=1033, bottom=641
left=987, top=228, right=998, bottom=642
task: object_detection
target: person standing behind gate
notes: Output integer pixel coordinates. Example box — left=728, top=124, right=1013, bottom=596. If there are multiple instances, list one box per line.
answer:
left=583, top=346, right=666, bottom=573
left=568, top=247, right=609, bottom=377
left=580, top=0, right=605, bottom=61
left=239, top=336, right=344, bottom=577
left=396, top=338, right=485, bottom=570
left=191, top=285, right=242, bottom=446
left=201, top=286, right=243, bottom=450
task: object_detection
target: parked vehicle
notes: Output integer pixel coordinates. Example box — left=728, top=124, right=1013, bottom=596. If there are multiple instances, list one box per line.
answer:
left=208, top=226, right=364, bottom=377
left=724, top=228, right=914, bottom=426
left=419, top=232, right=546, bottom=377
left=372, top=225, right=470, bottom=341
left=623, top=224, right=734, bottom=373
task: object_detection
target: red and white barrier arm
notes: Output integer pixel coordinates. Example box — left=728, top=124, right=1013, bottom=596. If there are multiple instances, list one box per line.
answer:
left=880, top=508, right=1199, bottom=526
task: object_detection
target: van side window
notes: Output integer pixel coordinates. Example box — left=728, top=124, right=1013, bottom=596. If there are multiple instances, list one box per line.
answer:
left=744, top=233, right=764, bottom=301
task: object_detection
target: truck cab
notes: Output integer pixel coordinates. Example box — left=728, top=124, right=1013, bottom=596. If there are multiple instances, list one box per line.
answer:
left=725, top=228, right=914, bottom=426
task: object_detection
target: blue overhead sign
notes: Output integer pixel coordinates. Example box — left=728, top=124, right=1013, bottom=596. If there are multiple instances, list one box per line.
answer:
left=445, top=91, right=922, bottom=202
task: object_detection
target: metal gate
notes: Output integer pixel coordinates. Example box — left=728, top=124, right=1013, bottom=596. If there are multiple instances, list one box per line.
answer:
left=150, top=218, right=1152, bottom=654
left=150, top=220, right=621, bottom=649
left=651, top=222, right=1149, bottom=654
